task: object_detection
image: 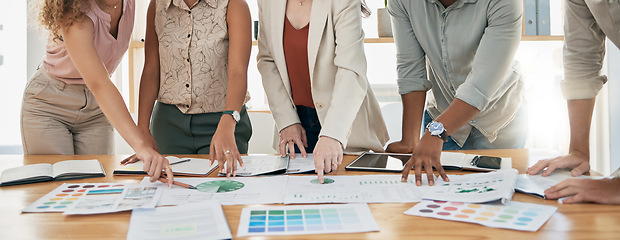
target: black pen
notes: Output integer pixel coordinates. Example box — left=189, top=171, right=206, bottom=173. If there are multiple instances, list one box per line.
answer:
left=170, top=158, right=191, bottom=166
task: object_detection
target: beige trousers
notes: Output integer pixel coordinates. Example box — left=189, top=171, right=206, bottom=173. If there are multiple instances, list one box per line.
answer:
left=20, top=67, right=113, bottom=155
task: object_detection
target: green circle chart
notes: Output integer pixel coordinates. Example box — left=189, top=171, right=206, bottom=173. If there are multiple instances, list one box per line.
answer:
left=310, top=178, right=335, bottom=184
left=196, top=180, right=245, bottom=193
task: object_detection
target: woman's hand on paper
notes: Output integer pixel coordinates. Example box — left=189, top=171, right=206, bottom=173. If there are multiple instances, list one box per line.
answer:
left=401, top=133, right=449, bottom=186
left=210, top=118, right=243, bottom=178
left=135, top=147, right=173, bottom=187
left=279, top=124, right=308, bottom=158
left=545, top=177, right=620, bottom=204
left=313, top=136, right=343, bottom=184
left=526, top=152, right=590, bottom=177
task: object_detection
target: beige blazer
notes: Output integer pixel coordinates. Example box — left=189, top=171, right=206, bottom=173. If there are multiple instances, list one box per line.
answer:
left=257, top=0, right=389, bottom=153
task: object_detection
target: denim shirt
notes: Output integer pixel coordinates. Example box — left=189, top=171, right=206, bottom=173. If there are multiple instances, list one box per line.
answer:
left=388, top=0, right=524, bottom=146
left=562, top=0, right=620, bottom=100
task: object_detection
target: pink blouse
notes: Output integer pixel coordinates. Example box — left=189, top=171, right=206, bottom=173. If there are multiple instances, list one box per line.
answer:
left=42, top=0, right=134, bottom=84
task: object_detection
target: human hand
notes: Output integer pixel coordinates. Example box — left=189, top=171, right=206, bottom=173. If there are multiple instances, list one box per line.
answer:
left=527, top=152, right=590, bottom=177
left=134, top=147, right=173, bottom=187
left=279, top=124, right=308, bottom=159
left=313, top=136, right=343, bottom=184
left=210, top=120, right=243, bottom=178
left=386, top=140, right=414, bottom=153
left=401, top=133, right=448, bottom=186
left=544, top=178, right=620, bottom=204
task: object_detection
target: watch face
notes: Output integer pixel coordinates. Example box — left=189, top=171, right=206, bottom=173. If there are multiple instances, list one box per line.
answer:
left=232, top=111, right=241, bottom=122
left=428, top=122, right=444, bottom=135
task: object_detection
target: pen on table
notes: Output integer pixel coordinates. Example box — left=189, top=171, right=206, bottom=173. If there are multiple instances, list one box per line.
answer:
left=158, top=177, right=197, bottom=190
left=170, top=158, right=191, bottom=165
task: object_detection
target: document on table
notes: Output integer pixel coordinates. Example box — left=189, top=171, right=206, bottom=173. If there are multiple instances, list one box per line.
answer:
left=127, top=201, right=232, bottom=240
left=405, top=200, right=557, bottom=232
left=218, top=154, right=315, bottom=176
left=285, top=154, right=315, bottom=174
left=423, top=169, right=519, bottom=203
left=284, top=175, right=430, bottom=204
left=63, top=186, right=162, bottom=215
left=237, top=204, right=379, bottom=237
left=515, top=170, right=602, bottom=199
left=220, top=155, right=288, bottom=176
left=138, top=176, right=288, bottom=206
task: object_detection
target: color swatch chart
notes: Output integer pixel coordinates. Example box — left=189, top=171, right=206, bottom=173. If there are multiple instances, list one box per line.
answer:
left=237, top=204, right=379, bottom=237
left=22, top=183, right=128, bottom=213
left=404, top=200, right=557, bottom=231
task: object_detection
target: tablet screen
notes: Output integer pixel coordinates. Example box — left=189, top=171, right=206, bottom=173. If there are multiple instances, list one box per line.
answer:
left=346, top=153, right=411, bottom=172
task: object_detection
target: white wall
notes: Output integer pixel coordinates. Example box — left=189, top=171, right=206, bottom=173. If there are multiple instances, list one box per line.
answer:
left=608, top=40, right=620, bottom=173
left=0, top=1, right=28, bottom=153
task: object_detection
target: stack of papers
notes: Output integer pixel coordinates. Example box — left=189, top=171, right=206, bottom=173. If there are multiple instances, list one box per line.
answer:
left=127, top=201, right=232, bottom=240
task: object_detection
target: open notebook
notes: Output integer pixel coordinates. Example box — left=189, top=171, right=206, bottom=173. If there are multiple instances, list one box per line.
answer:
left=1, top=160, right=105, bottom=187
left=114, top=156, right=218, bottom=176
left=218, top=154, right=315, bottom=176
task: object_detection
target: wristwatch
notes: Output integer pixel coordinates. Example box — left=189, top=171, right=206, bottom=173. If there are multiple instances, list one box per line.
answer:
left=426, top=121, right=448, bottom=142
left=223, top=110, right=240, bottom=123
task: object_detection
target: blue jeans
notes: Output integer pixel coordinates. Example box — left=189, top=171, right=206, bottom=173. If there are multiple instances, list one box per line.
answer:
left=422, top=107, right=527, bottom=150
left=295, top=105, right=321, bottom=153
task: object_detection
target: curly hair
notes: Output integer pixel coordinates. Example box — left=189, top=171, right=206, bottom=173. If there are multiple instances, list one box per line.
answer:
left=38, top=0, right=90, bottom=42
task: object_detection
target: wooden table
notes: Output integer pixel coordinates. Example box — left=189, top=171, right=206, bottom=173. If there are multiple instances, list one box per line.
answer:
left=1, top=149, right=619, bottom=239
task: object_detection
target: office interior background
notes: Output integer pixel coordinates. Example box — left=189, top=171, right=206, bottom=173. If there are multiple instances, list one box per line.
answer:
left=1, top=0, right=619, bottom=175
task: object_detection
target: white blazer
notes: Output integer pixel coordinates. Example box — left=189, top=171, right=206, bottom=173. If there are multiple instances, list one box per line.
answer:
left=257, top=0, right=389, bottom=153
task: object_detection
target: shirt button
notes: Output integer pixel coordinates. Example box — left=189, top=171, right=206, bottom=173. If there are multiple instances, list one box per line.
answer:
left=186, top=84, right=190, bottom=88
left=187, top=34, right=191, bottom=38
left=186, top=58, right=190, bottom=62
left=186, top=105, right=190, bottom=108
left=316, top=102, right=324, bottom=109
left=188, top=11, right=191, bottom=14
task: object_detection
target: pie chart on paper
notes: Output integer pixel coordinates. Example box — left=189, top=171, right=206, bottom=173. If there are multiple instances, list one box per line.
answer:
left=196, top=180, right=245, bottom=193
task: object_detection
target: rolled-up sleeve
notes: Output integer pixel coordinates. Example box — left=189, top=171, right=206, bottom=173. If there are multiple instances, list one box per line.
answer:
left=454, top=0, right=522, bottom=111
left=388, top=0, right=432, bottom=95
left=561, top=0, right=607, bottom=100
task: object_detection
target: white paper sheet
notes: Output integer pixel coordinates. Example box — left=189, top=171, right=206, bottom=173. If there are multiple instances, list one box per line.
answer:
left=237, top=204, right=379, bottom=237
left=220, top=155, right=288, bottom=176
left=285, top=154, right=315, bottom=174
left=405, top=200, right=557, bottom=231
left=63, top=186, right=162, bottom=215
left=424, top=169, right=518, bottom=203
left=127, top=201, right=232, bottom=240
left=515, top=170, right=602, bottom=198
left=139, top=176, right=288, bottom=206
left=284, top=175, right=429, bottom=204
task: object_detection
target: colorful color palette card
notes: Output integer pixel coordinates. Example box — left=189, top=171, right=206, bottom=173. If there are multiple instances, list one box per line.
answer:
left=237, top=204, right=379, bottom=237
left=63, top=186, right=161, bottom=215
left=22, top=183, right=130, bottom=213
left=404, top=200, right=557, bottom=231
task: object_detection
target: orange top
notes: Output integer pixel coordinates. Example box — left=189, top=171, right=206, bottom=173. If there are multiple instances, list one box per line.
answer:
left=283, top=16, right=314, bottom=109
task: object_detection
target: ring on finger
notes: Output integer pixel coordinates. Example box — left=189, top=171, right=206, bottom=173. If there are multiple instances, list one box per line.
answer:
left=224, top=150, right=231, bottom=154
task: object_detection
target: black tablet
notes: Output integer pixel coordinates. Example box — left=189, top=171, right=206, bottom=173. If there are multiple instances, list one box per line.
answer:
left=345, top=152, right=411, bottom=172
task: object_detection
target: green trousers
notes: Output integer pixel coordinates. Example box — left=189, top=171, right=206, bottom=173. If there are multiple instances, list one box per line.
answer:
left=151, top=102, right=252, bottom=154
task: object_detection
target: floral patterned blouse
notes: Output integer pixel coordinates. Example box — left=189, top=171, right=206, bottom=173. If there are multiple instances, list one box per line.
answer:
left=155, top=0, right=248, bottom=114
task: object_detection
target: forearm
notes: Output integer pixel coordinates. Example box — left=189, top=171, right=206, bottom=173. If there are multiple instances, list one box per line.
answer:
left=137, top=70, right=159, bottom=131
left=400, top=91, right=426, bottom=145
left=567, top=98, right=595, bottom=157
left=434, top=98, right=480, bottom=136
left=224, top=72, right=248, bottom=112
